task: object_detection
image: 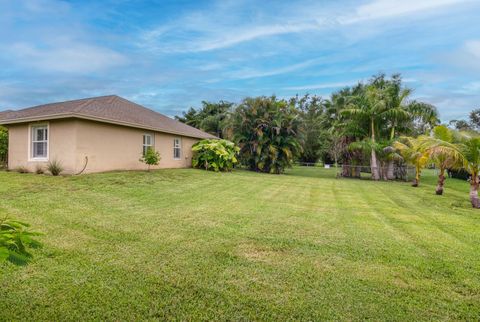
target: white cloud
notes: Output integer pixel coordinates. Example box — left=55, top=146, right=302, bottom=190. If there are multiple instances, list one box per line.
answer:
left=465, top=40, right=480, bottom=58
left=442, top=39, right=480, bottom=72
left=284, top=81, right=356, bottom=91
left=228, top=58, right=323, bottom=80
left=7, top=42, right=127, bottom=73
left=140, top=0, right=471, bottom=53
left=343, top=0, right=470, bottom=23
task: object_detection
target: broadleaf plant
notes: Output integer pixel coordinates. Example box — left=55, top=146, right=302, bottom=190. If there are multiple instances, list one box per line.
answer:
left=192, top=139, right=239, bottom=172
left=0, top=217, right=42, bottom=265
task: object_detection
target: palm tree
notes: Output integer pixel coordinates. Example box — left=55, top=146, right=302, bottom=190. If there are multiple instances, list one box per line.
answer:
left=227, top=96, right=302, bottom=174
left=420, top=126, right=464, bottom=195
left=342, top=84, right=386, bottom=180
left=459, top=135, right=480, bottom=208
left=394, top=136, right=430, bottom=187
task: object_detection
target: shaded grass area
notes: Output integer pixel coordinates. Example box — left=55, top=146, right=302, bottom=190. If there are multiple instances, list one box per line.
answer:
left=0, top=167, right=479, bottom=320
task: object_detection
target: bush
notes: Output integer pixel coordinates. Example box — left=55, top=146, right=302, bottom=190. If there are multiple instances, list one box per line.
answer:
left=35, top=164, right=44, bottom=174
left=0, top=217, right=42, bottom=265
left=192, top=139, right=239, bottom=172
left=139, top=147, right=161, bottom=171
left=227, top=96, right=302, bottom=174
left=47, top=159, right=63, bottom=176
left=15, top=166, right=29, bottom=173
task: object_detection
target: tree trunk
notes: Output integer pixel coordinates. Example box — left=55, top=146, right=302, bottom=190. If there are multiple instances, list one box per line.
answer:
left=435, top=168, right=445, bottom=195
left=386, top=160, right=395, bottom=180
left=412, top=166, right=420, bottom=187
left=370, top=118, right=380, bottom=181
left=371, top=149, right=380, bottom=180
left=470, top=173, right=480, bottom=208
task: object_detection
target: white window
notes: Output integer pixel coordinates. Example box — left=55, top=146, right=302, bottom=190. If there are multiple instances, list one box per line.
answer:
left=173, top=138, right=181, bottom=159
left=31, top=125, right=48, bottom=160
left=143, top=134, right=153, bottom=155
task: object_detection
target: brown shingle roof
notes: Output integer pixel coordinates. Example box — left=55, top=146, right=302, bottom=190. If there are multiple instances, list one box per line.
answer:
left=0, top=95, right=216, bottom=139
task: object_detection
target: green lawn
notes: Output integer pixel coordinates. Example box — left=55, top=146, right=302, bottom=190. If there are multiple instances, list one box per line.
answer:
left=1, top=167, right=479, bottom=321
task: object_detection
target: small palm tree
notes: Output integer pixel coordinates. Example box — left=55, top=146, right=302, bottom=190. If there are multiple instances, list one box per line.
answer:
left=394, top=136, right=429, bottom=187
left=459, top=135, right=480, bottom=208
left=420, top=126, right=464, bottom=195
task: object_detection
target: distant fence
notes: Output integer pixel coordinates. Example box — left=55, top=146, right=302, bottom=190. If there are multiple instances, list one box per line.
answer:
left=295, top=162, right=415, bottom=181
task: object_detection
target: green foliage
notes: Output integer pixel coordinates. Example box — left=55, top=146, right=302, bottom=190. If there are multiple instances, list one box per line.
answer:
left=0, top=217, right=42, bottom=265
left=433, top=125, right=454, bottom=143
left=227, top=96, right=302, bottom=174
left=0, top=126, right=7, bottom=165
left=469, top=108, right=480, bottom=130
left=176, top=101, right=233, bottom=138
left=192, top=139, right=239, bottom=172
left=139, top=147, right=161, bottom=171
left=47, top=159, right=63, bottom=176
left=292, top=95, right=330, bottom=163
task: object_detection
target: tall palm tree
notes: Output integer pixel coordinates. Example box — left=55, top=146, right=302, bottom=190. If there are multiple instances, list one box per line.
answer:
left=394, top=136, right=430, bottom=187
left=420, top=126, right=464, bottom=195
left=342, top=84, right=386, bottom=180
left=459, top=135, right=480, bottom=208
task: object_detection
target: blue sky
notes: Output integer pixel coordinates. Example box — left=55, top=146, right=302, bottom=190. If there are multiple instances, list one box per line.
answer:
left=0, top=0, right=479, bottom=120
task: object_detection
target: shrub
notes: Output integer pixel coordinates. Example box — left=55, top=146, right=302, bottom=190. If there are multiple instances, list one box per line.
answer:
left=0, top=217, right=42, bottom=265
left=35, top=164, right=44, bottom=174
left=47, top=159, right=63, bottom=176
left=192, top=139, right=239, bottom=172
left=139, top=147, right=161, bottom=171
left=15, top=166, right=29, bottom=173
left=227, top=96, right=302, bottom=174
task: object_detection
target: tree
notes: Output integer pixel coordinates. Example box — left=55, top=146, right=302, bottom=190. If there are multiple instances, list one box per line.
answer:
left=175, top=101, right=233, bottom=138
left=394, top=136, right=430, bottom=187
left=459, top=135, right=480, bottom=207
left=175, top=107, right=201, bottom=128
left=342, top=82, right=387, bottom=180
left=469, top=108, right=480, bottom=130
left=335, top=73, right=439, bottom=181
left=449, top=119, right=472, bottom=131
left=139, top=147, right=161, bottom=171
left=420, top=126, right=464, bottom=195
left=292, top=95, right=329, bottom=163
left=227, top=96, right=302, bottom=174
left=407, top=101, right=440, bottom=135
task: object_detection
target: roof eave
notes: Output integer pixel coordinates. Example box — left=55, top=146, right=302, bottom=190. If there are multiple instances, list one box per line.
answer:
left=0, top=113, right=216, bottom=140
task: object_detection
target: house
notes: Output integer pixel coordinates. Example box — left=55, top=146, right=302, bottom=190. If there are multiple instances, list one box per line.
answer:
left=0, top=95, right=216, bottom=174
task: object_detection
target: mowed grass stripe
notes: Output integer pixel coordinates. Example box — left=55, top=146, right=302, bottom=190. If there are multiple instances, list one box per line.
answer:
left=0, top=167, right=479, bottom=320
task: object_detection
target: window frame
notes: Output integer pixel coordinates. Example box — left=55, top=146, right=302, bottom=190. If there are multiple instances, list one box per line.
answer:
left=142, top=134, right=154, bottom=156
left=29, top=123, right=49, bottom=161
left=173, top=137, right=182, bottom=160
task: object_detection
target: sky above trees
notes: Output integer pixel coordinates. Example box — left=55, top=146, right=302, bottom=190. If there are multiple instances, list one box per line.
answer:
left=0, top=0, right=479, bottom=120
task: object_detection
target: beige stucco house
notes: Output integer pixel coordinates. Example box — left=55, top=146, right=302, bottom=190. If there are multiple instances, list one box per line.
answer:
left=0, top=95, right=216, bottom=174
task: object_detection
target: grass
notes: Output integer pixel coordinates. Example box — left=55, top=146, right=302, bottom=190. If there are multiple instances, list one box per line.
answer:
left=0, top=167, right=479, bottom=320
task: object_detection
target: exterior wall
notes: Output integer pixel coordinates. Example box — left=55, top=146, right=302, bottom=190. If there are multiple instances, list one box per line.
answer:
left=7, top=119, right=201, bottom=174
left=75, top=120, right=199, bottom=173
left=7, top=119, right=77, bottom=173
